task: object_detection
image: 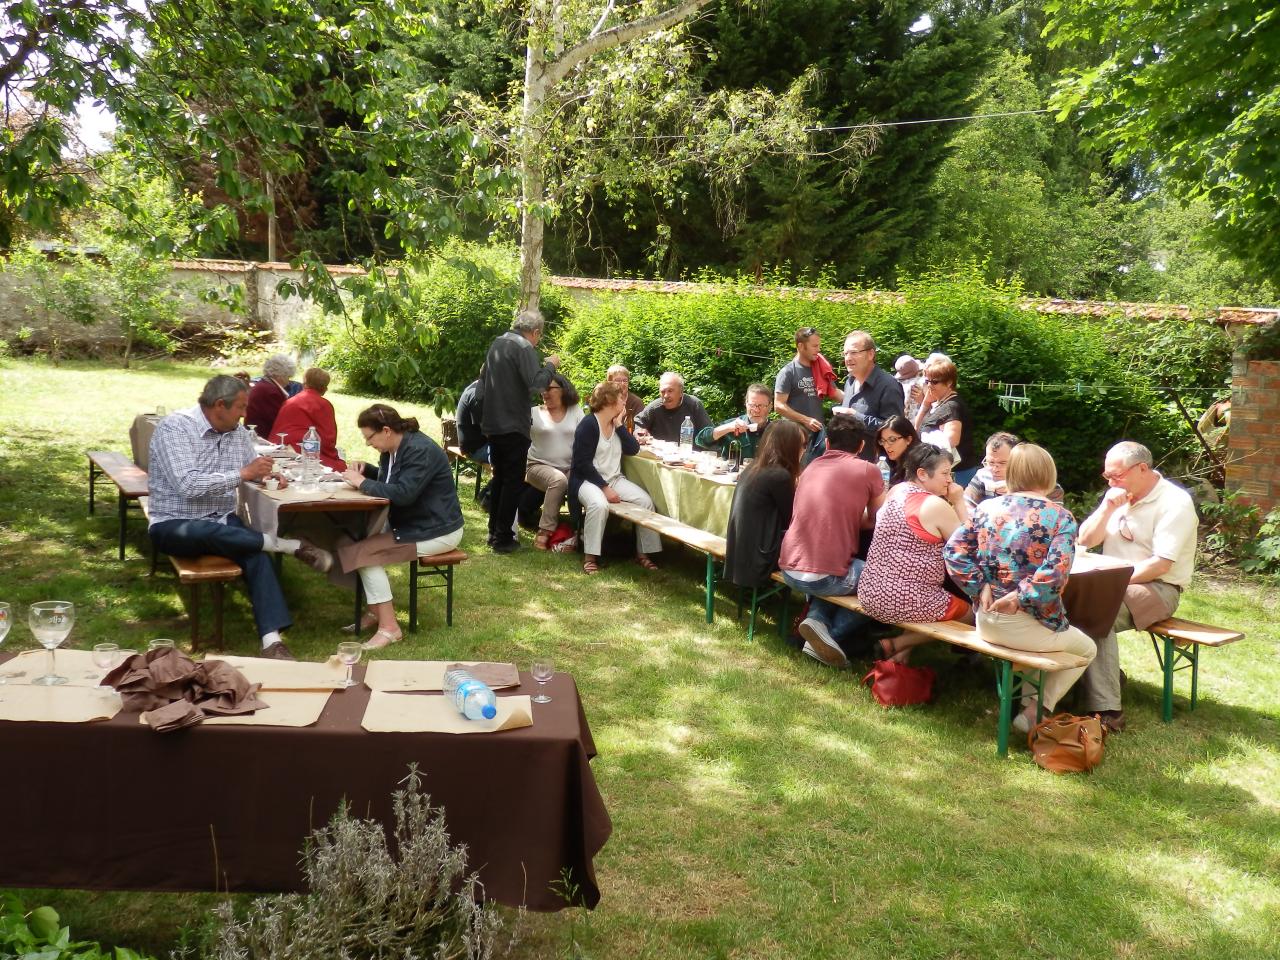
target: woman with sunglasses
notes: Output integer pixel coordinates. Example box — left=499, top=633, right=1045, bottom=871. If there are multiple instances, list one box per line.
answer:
left=913, top=356, right=978, bottom=486
left=338, top=404, right=464, bottom=648
left=525, top=372, right=584, bottom=550
left=875, top=415, right=920, bottom=486
left=945, top=443, right=1096, bottom=733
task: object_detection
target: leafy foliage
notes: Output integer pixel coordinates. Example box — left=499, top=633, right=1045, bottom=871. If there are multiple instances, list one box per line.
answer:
left=559, top=265, right=1183, bottom=492
left=1200, top=493, right=1280, bottom=577
left=300, top=242, right=568, bottom=409
left=197, top=767, right=504, bottom=960
left=0, top=893, right=152, bottom=960
left=1046, top=0, right=1280, bottom=286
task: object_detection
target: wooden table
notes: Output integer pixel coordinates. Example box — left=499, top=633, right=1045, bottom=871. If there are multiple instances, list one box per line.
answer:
left=0, top=661, right=612, bottom=911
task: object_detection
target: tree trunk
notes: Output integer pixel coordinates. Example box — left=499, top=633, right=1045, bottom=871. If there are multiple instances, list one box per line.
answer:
left=518, top=30, right=547, bottom=313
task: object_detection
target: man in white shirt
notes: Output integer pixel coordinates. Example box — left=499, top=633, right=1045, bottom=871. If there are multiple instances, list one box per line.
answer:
left=1075, top=441, right=1198, bottom=731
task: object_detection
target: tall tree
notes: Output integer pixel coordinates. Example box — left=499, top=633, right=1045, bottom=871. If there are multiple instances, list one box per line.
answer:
left=1046, top=0, right=1280, bottom=284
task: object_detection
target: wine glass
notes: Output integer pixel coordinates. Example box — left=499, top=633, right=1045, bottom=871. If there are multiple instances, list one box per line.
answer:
left=88, top=642, right=120, bottom=678
left=337, top=641, right=361, bottom=689
left=277, top=432, right=290, bottom=453
left=245, top=423, right=257, bottom=439
left=29, top=601, right=74, bottom=686
left=0, top=602, right=10, bottom=700
left=531, top=657, right=554, bottom=704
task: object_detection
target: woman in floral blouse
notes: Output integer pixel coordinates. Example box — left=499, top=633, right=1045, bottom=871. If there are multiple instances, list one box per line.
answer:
left=944, top=443, right=1096, bottom=733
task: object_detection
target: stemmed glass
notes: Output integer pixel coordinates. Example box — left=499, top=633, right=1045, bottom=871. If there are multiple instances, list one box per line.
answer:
left=88, top=643, right=120, bottom=679
left=337, top=641, right=361, bottom=689
left=277, top=432, right=290, bottom=453
left=531, top=657, right=554, bottom=704
left=29, top=601, right=74, bottom=686
left=0, top=602, right=10, bottom=700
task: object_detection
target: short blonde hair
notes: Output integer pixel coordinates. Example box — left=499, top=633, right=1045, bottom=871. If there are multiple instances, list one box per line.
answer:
left=588, top=380, right=623, bottom=412
left=922, top=357, right=957, bottom=388
left=1005, top=443, right=1057, bottom=495
left=303, top=367, right=330, bottom=393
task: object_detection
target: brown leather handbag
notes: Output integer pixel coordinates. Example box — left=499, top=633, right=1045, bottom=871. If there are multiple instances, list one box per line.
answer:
left=1028, top=713, right=1106, bottom=773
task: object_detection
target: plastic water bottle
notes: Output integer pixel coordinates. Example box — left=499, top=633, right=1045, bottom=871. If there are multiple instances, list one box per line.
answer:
left=443, top=668, right=498, bottom=721
left=877, top=455, right=892, bottom=490
left=301, top=426, right=321, bottom=485
left=679, top=416, right=694, bottom=449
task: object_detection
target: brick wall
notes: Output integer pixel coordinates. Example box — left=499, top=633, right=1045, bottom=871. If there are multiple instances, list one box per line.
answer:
left=1226, top=354, right=1280, bottom=512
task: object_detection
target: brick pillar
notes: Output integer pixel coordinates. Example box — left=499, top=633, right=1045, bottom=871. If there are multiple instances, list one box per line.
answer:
left=1226, top=352, right=1280, bottom=512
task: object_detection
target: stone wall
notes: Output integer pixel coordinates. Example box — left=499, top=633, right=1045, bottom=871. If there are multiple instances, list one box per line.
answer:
left=1226, top=354, right=1280, bottom=513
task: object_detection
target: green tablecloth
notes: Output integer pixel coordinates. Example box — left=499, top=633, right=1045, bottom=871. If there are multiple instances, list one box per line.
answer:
left=622, top=454, right=736, bottom=537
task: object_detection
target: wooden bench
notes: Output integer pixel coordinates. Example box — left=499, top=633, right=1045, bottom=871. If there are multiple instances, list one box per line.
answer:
left=139, top=497, right=240, bottom=650
left=446, top=444, right=491, bottom=501
left=1146, top=617, right=1245, bottom=722
left=763, top=574, right=1089, bottom=756
left=87, top=451, right=149, bottom=560
left=407, top=549, right=468, bottom=631
left=606, top=500, right=726, bottom=623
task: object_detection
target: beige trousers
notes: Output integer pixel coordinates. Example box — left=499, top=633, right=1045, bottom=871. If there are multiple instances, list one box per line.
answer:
left=976, top=609, right=1097, bottom=711
left=525, top=461, right=570, bottom=533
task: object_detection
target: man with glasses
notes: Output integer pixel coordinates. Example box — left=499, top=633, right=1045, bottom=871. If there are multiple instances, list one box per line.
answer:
left=1074, top=441, right=1198, bottom=731
left=964, top=431, right=1064, bottom=509
left=696, top=383, right=773, bottom=458
left=835, top=331, right=903, bottom=461
left=894, top=355, right=925, bottom=420
left=774, top=327, right=828, bottom=461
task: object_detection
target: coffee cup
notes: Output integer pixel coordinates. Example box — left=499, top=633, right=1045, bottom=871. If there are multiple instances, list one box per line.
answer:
left=264, top=476, right=280, bottom=491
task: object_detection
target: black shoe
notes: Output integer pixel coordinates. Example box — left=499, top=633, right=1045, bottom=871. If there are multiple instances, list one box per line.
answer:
left=1097, top=710, right=1126, bottom=733
left=261, top=641, right=296, bottom=661
left=492, top=538, right=520, bottom=554
left=294, top=540, right=333, bottom=573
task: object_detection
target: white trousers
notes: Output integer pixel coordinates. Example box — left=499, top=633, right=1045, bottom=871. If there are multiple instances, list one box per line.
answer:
left=358, top=526, right=466, bottom=605
left=976, top=609, right=1096, bottom=711
left=578, top=476, right=662, bottom=557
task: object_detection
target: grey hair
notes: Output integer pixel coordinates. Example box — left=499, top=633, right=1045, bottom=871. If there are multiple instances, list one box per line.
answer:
left=263, top=353, right=296, bottom=380
left=606, top=364, right=631, bottom=378
left=660, top=371, right=684, bottom=388
left=199, top=374, right=249, bottom=408
left=512, top=309, right=545, bottom=334
left=1109, top=441, right=1153, bottom=468
left=844, top=330, right=876, bottom=351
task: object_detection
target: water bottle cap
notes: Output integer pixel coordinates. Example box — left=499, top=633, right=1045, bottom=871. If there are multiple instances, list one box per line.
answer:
left=481, top=703, right=497, bottom=720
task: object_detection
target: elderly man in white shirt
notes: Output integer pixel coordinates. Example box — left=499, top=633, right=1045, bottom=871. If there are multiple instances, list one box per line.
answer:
left=1075, top=441, right=1198, bottom=731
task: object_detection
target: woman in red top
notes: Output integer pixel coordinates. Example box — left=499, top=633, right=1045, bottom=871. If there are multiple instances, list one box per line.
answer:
left=271, top=368, right=346, bottom=470
left=857, top=443, right=971, bottom=662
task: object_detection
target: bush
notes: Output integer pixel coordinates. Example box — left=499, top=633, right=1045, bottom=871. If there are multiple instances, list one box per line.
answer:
left=0, top=894, right=152, bottom=959
left=560, top=265, right=1181, bottom=493
left=309, top=241, right=569, bottom=410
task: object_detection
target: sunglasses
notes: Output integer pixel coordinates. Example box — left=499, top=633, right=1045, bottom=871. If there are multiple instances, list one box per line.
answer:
left=924, top=378, right=946, bottom=385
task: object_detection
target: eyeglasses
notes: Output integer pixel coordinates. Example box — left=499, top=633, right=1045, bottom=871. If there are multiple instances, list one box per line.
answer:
left=880, top=434, right=907, bottom=445
left=797, top=327, right=818, bottom=339
left=745, top=401, right=770, bottom=411
left=1102, top=463, right=1139, bottom=482
left=1118, top=512, right=1135, bottom=541
left=983, top=457, right=1009, bottom=469
left=924, top=378, right=946, bottom=385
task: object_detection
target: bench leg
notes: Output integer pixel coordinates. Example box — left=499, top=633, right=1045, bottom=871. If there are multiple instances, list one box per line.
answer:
left=995, top=659, right=1014, bottom=757
left=444, top=565, right=454, bottom=627
left=1162, top=636, right=1175, bottom=722
left=1150, top=633, right=1198, bottom=722
left=210, top=581, right=225, bottom=651
left=408, top=560, right=419, bottom=633
left=1189, top=643, right=1199, bottom=712
left=88, top=459, right=98, bottom=515
left=190, top=583, right=202, bottom=649
left=704, top=555, right=715, bottom=624
left=118, top=492, right=128, bottom=561
left=452, top=457, right=462, bottom=490
left=777, top=589, right=790, bottom=641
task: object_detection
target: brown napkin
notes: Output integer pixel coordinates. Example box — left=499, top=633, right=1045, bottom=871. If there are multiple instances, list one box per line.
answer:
left=445, top=661, right=520, bottom=689
left=102, top=647, right=267, bottom=728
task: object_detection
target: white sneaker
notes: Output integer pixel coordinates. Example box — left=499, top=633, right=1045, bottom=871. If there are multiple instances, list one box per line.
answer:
left=1012, top=712, right=1032, bottom=735
left=798, top=618, right=849, bottom=668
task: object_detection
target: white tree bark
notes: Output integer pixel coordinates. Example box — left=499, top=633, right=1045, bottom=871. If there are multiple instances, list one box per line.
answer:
left=516, top=0, right=714, bottom=311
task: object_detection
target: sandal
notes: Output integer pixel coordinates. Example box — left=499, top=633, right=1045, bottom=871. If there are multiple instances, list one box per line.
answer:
left=361, top=628, right=403, bottom=651
left=583, top=557, right=600, bottom=575
left=534, top=531, right=552, bottom=551
left=342, top=612, right=379, bottom=634
left=635, top=555, right=659, bottom=571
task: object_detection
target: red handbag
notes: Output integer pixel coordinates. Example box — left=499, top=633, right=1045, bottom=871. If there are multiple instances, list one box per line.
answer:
left=860, top=659, right=936, bottom=707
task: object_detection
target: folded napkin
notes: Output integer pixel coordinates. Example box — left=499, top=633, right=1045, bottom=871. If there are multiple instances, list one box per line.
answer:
left=444, top=661, right=521, bottom=689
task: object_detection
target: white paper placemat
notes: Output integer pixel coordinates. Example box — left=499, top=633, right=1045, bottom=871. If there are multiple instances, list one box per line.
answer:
left=0, top=649, right=126, bottom=687
left=362, top=660, right=520, bottom=692
left=205, top=655, right=347, bottom=690
left=361, top=692, right=532, bottom=734
left=0, top=684, right=122, bottom=723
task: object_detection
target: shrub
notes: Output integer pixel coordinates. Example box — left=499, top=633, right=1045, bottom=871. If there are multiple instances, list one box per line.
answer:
left=0, top=894, right=152, bottom=959
left=560, top=265, right=1181, bottom=492
left=198, top=767, right=506, bottom=960
left=312, top=241, right=568, bottom=410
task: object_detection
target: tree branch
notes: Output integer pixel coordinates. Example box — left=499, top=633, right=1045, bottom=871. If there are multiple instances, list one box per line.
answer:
left=543, top=0, right=711, bottom=89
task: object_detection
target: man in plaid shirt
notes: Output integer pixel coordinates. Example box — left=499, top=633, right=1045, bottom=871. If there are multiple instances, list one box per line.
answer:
left=148, top=375, right=332, bottom=660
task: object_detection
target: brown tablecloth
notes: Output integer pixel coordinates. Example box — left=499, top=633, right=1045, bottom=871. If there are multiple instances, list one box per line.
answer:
left=0, top=665, right=611, bottom=911
left=1062, top=554, right=1133, bottom=640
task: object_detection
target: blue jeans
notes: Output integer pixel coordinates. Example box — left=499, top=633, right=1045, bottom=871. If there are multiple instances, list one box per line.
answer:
left=149, top=515, right=292, bottom=638
left=802, top=427, right=827, bottom=466
left=782, top=561, right=873, bottom=646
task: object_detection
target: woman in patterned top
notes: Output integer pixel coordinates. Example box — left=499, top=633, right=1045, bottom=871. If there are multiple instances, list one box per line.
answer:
left=944, top=443, right=1096, bottom=733
left=856, top=443, right=972, bottom=663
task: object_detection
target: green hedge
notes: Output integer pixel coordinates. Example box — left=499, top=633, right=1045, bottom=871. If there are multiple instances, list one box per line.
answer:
left=296, top=242, right=569, bottom=409
left=559, top=267, right=1199, bottom=494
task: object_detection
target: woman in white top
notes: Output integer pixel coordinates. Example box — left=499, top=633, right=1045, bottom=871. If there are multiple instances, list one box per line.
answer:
left=569, top=381, right=662, bottom=575
left=525, top=372, right=585, bottom=549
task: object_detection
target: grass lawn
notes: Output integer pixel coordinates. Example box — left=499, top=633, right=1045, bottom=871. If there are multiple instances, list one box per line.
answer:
left=1, top=357, right=1278, bottom=960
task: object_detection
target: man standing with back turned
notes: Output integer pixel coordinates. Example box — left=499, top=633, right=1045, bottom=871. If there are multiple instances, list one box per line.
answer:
left=481, top=309, right=560, bottom=553
left=1075, top=441, right=1197, bottom=732
left=147, top=375, right=333, bottom=660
